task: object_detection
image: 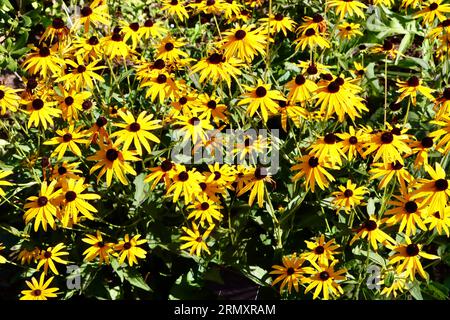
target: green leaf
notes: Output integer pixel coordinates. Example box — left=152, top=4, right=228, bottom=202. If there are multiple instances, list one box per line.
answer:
left=124, top=268, right=152, bottom=292
left=409, top=283, right=423, bottom=300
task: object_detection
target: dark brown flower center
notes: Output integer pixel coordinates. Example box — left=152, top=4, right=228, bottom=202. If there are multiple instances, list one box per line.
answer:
left=64, top=96, right=74, bottom=106
left=129, top=22, right=139, bottom=31
left=106, top=149, right=119, bottom=162
left=349, top=136, right=358, bottom=145
left=429, top=2, right=439, bottom=10
left=82, top=100, right=92, bottom=110
left=406, top=244, right=419, bottom=256
left=344, top=189, right=353, bottom=198
left=207, top=0, right=215, bottom=5
left=178, top=171, right=189, bottom=182
left=346, top=25, right=352, bottom=31
left=189, top=117, right=200, bottom=126
left=88, top=36, right=99, bottom=45
left=295, top=75, right=306, bottom=85
left=123, top=242, right=132, bottom=250
left=32, top=289, right=42, bottom=296
left=435, top=178, right=448, bottom=191
left=213, top=171, right=221, bottom=180
left=308, top=156, right=319, bottom=168
left=171, top=0, right=178, bottom=4
left=199, top=182, right=207, bottom=190
left=153, top=59, right=165, bottom=69
left=235, top=30, right=246, bottom=40
left=97, top=241, right=105, bottom=248
left=65, top=191, right=77, bottom=202
left=43, top=251, right=52, bottom=259
left=77, top=65, right=86, bottom=73
left=327, top=81, right=340, bottom=93
left=364, top=220, right=377, bottom=231
left=129, top=122, right=140, bottom=132
left=442, top=87, right=450, bottom=100
left=442, top=19, right=450, bottom=27
left=324, top=133, right=336, bottom=144
left=404, top=201, right=418, bottom=213
left=391, top=161, right=404, bottom=170
left=164, top=42, right=174, bottom=51
left=58, top=166, right=67, bottom=175
left=39, top=47, right=50, bottom=57
left=37, top=196, right=48, bottom=207
left=32, top=99, right=44, bottom=110
left=307, top=64, right=318, bottom=75
left=421, top=137, right=433, bottom=148
left=62, top=133, right=72, bottom=142
left=319, top=271, right=330, bottom=281
left=156, top=74, right=167, bottom=84
left=274, top=13, right=284, bottom=21
left=312, top=14, right=324, bottom=23
left=314, top=245, right=325, bottom=254
left=286, top=267, right=295, bottom=275
left=80, top=6, right=92, bottom=17
left=52, top=18, right=65, bottom=29
left=144, top=19, right=154, bottom=27
left=305, top=28, right=315, bottom=37
left=381, top=132, right=394, bottom=144
left=111, top=33, right=123, bottom=42
left=255, top=86, right=267, bottom=97
left=179, top=97, right=188, bottom=105
left=208, top=53, right=223, bottom=64
left=383, top=39, right=393, bottom=51
left=255, top=167, right=267, bottom=180
left=161, top=160, right=173, bottom=172
left=196, top=236, right=203, bottom=242
left=0, top=90, right=5, bottom=100
left=96, top=116, right=107, bottom=127
left=207, top=100, right=217, bottom=109
left=201, top=202, right=210, bottom=210
left=407, top=76, right=420, bottom=87
left=27, top=77, right=38, bottom=90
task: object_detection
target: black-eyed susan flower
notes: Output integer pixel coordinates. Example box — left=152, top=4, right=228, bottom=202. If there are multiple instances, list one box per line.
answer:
left=20, top=273, right=59, bottom=300
left=22, top=45, right=65, bottom=79
left=326, top=0, right=367, bottom=20
left=87, top=116, right=109, bottom=145
left=173, top=112, right=214, bottom=144
left=82, top=230, right=114, bottom=265
left=110, top=110, right=162, bottom=156
left=295, top=28, right=330, bottom=51
left=331, top=180, right=368, bottom=213
left=232, top=133, right=269, bottom=163
left=190, top=52, right=243, bottom=88
left=57, top=58, right=105, bottom=90
left=278, top=100, right=309, bottom=132
left=51, top=161, right=83, bottom=182
left=139, top=19, right=167, bottom=40
left=54, top=86, right=92, bottom=122
left=370, top=39, right=399, bottom=59
left=411, top=163, right=450, bottom=216
left=379, top=271, right=407, bottom=298
left=0, top=84, right=21, bottom=115
left=16, top=247, right=40, bottom=265
left=415, top=0, right=450, bottom=25
left=204, top=163, right=236, bottom=189
left=114, top=234, right=147, bottom=267
left=44, top=125, right=88, bottom=160
left=24, top=96, right=62, bottom=130
left=140, top=72, right=178, bottom=104
left=388, top=236, right=440, bottom=280
left=71, top=35, right=104, bottom=61
left=37, top=243, right=69, bottom=275
left=373, top=0, right=395, bottom=6
left=297, top=14, right=328, bottom=34
left=396, top=76, right=435, bottom=106
left=291, top=155, right=337, bottom=192
left=337, top=22, right=363, bottom=40
left=385, top=187, right=428, bottom=236
left=285, top=74, right=318, bottom=104
left=350, top=216, right=395, bottom=250
left=433, top=87, right=450, bottom=119
left=101, top=30, right=133, bottom=60
left=308, top=132, right=346, bottom=166
left=352, top=62, right=366, bottom=79
left=156, top=36, right=189, bottom=63
left=303, top=260, right=347, bottom=300
left=167, top=165, right=203, bottom=203
left=408, top=136, right=434, bottom=169
left=119, top=21, right=143, bottom=50
left=74, top=0, right=110, bottom=32
left=87, top=140, right=140, bottom=187
left=23, top=180, right=61, bottom=232
left=425, top=208, right=450, bottom=236
left=180, top=222, right=215, bottom=256
left=402, top=0, right=423, bottom=9
left=221, top=24, right=268, bottom=62
left=302, top=235, right=341, bottom=266
left=161, top=0, right=189, bottom=21
left=336, top=126, right=367, bottom=161
left=57, top=178, right=100, bottom=226
left=40, top=17, right=70, bottom=43
left=187, top=195, right=223, bottom=225
left=237, top=166, right=274, bottom=208
left=259, top=13, right=296, bottom=36
left=192, top=93, right=229, bottom=125
left=0, top=169, right=13, bottom=197
left=144, top=159, right=176, bottom=190
left=430, top=115, right=450, bottom=154
left=363, top=128, right=411, bottom=164
left=238, top=80, right=285, bottom=123
left=369, top=161, right=414, bottom=189
left=270, top=253, right=306, bottom=294
left=195, top=0, right=226, bottom=14
left=198, top=178, right=227, bottom=203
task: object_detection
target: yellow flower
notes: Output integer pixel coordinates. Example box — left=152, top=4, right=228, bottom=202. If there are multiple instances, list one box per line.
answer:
left=82, top=231, right=114, bottom=265
left=331, top=180, right=368, bottom=213
left=44, top=125, right=89, bottom=160
left=336, top=126, right=368, bottom=161
left=326, top=0, right=367, bottom=20
left=20, top=273, right=59, bottom=300
left=0, top=84, right=21, bottom=115
left=40, top=17, right=70, bottom=43
left=54, top=85, right=92, bottom=122
left=285, top=74, right=318, bottom=104
left=140, top=72, right=178, bottom=104
left=237, top=166, right=274, bottom=208
left=114, top=234, right=147, bottom=267
left=22, top=45, right=65, bottom=79
left=337, top=22, right=363, bottom=40
left=0, top=169, right=13, bottom=197
left=259, top=13, right=297, bottom=36
left=37, top=243, right=69, bottom=275
left=110, top=110, right=162, bottom=155
left=295, top=28, right=330, bottom=51
left=308, top=132, right=346, bottom=166
left=363, top=128, right=412, bottom=164
left=425, top=207, right=450, bottom=236
left=302, top=235, right=341, bottom=266
left=23, top=180, right=61, bottom=232
left=0, top=243, right=6, bottom=264
left=430, top=115, right=450, bottom=154
left=167, top=165, right=203, bottom=203
left=57, top=58, right=105, bottom=90
left=270, top=253, right=306, bottom=294
left=220, top=24, right=268, bottom=62
left=291, top=155, right=337, bottom=192
left=144, top=159, right=176, bottom=190
left=396, top=76, right=435, bottom=106
left=303, top=260, right=347, bottom=300
left=187, top=195, right=223, bottom=226
left=161, top=0, right=189, bottom=21
left=156, top=36, right=189, bottom=63
left=180, top=222, right=215, bottom=256
left=415, top=0, right=450, bottom=25
left=388, top=236, right=440, bottom=281
left=87, top=140, right=140, bottom=187
left=350, top=216, right=395, bottom=250
left=238, top=80, right=285, bottom=123
left=172, top=112, right=214, bottom=144
left=277, top=100, right=309, bottom=132
left=74, top=0, right=110, bottom=33
left=139, top=19, right=167, bottom=40
left=24, top=96, right=62, bottom=130
left=51, top=161, right=83, bottom=182
left=369, top=161, right=414, bottom=189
